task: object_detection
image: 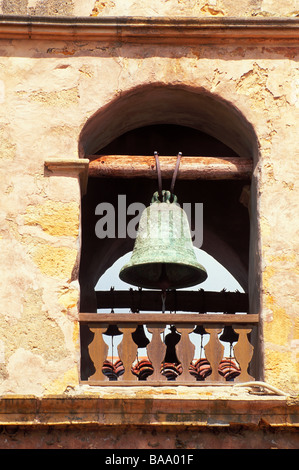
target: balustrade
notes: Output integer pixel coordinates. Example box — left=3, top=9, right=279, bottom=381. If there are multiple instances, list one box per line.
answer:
left=80, top=313, right=258, bottom=385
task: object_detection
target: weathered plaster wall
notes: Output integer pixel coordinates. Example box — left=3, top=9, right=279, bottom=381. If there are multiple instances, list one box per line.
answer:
left=0, top=36, right=298, bottom=398
left=0, top=0, right=298, bottom=18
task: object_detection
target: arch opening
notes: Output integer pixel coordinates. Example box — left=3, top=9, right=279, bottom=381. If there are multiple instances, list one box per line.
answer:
left=78, top=83, right=260, bottom=314
left=79, top=176, right=250, bottom=312
left=78, top=84, right=261, bottom=382
left=79, top=84, right=259, bottom=161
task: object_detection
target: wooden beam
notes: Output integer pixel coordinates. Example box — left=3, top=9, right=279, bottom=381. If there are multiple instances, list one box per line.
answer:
left=0, top=16, right=298, bottom=45
left=95, top=289, right=249, bottom=313
left=79, top=313, right=259, bottom=325
left=88, top=156, right=252, bottom=180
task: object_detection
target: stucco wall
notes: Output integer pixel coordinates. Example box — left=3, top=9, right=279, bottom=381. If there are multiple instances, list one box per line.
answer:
left=0, top=29, right=298, bottom=398
left=0, top=0, right=298, bottom=18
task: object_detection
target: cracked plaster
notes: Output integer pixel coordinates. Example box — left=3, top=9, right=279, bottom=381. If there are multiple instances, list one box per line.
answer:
left=0, top=14, right=297, bottom=401
left=1, top=0, right=299, bottom=18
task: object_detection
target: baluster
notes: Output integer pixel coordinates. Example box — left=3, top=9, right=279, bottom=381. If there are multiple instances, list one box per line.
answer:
left=204, top=328, right=225, bottom=382
left=233, top=327, right=254, bottom=382
left=146, top=325, right=167, bottom=382
left=176, top=326, right=196, bottom=382
left=118, top=326, right=138, bottom=382
left=88, top=326, right=108, bottom=382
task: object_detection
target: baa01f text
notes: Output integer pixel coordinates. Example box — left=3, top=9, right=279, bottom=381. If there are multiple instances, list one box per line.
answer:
left=105, top=454, right=194, bottom=466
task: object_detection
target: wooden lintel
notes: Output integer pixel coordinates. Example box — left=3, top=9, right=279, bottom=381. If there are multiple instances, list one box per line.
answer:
left=88, top=156, right=252, bottom=180
left=0, top=16, right=298, bottom=46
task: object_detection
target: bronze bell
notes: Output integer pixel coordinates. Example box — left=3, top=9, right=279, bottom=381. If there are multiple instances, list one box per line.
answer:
left=119, top=190, right=207, bottom=289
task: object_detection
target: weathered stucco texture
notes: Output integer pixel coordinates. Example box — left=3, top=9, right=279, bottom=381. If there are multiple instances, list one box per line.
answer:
left=0, top=0, right=298, bottom=18
left=0, top=34, right=298, bottom=397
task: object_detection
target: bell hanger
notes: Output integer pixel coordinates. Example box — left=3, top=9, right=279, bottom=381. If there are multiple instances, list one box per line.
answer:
left=119, top=151, right=207, bottom=291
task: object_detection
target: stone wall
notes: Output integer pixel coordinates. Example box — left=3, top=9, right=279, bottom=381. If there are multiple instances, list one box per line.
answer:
left=0, top=9, right=298, bottom=451
left=0, top=0, right=298, bottom=18
left=0, top=30, right=298, bottom=397
left=0, top=424, right=298, bottom=449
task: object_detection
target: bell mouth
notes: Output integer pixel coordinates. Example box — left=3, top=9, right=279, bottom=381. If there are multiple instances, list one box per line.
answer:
left=119, top=261, right=207, bottom=290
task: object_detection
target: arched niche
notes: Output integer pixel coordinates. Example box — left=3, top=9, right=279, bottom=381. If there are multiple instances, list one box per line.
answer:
left=78, top=84, right=260, bottom=318
left=79, top=84, right=258, bottom=162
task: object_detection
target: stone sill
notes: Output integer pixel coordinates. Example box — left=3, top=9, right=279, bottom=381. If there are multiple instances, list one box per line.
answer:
left=0, top=386, right=298, bottom=428
left=0, top=15, right=298, bottom=44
